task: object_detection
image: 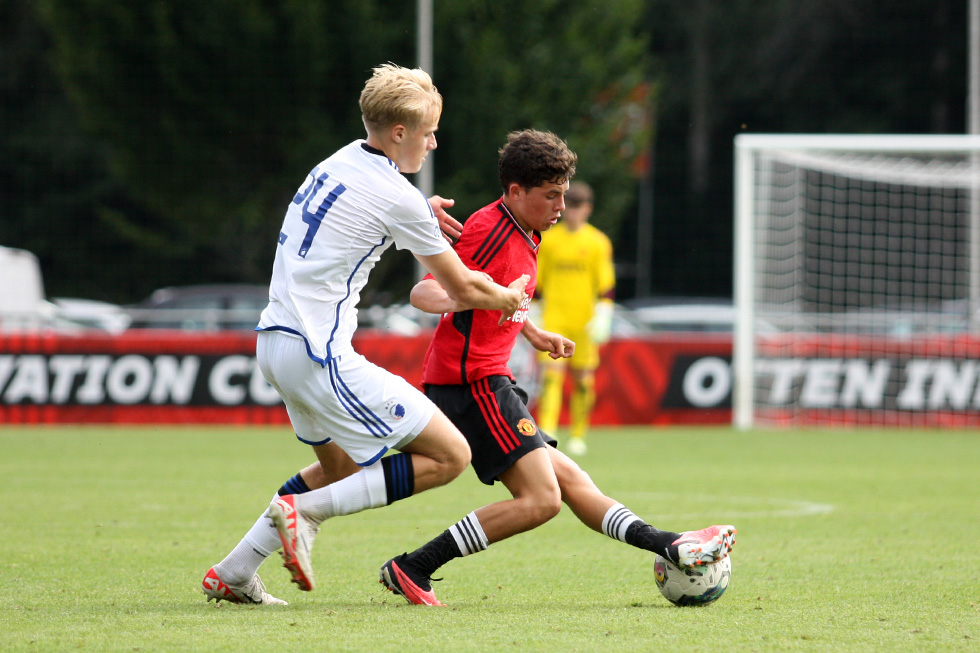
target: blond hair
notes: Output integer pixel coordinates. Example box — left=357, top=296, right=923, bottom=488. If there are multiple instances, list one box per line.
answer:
left=359, top=63, right=443, bottom=134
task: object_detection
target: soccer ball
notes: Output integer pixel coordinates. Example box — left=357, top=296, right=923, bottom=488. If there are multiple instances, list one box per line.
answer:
left=654, top=555, right=731, bottom=606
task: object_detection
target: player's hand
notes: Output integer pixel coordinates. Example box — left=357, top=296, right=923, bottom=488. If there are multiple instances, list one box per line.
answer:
left=428, top=195, right=463, bottom=243
left=547, top=335, right=575, bottom=359
left=530, top=330, right=574, bottom=358
left=522, top=321, right=574, bottom=358
left=498, top=274, right=529, bottom=326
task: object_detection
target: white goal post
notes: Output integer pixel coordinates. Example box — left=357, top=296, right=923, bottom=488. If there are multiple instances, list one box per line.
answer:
left=733, top=134, right=980, bottom=428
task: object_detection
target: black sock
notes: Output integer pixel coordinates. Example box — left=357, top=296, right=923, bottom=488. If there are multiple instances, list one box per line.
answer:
left=277, top=472, right=311, bottom=496
left=625, top=522, right=681, bottom=563
left=381, top=452, right=415, bottom=504
left=404, top=530, right=461, bottom=580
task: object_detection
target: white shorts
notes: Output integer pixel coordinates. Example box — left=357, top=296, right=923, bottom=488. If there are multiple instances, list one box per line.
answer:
left=256, top=330, right=435, bottom=466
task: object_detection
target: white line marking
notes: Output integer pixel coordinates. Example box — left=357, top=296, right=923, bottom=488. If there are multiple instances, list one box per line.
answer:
left=615, top=492, right=835, bottom=519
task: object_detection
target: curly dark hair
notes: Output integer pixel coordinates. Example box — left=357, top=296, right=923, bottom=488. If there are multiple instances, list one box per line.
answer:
left=498, top=129, right=577, bottom=193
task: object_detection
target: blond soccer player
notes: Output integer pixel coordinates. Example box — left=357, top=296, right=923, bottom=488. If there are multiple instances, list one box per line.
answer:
left=200, top=63, right=527, bottom=606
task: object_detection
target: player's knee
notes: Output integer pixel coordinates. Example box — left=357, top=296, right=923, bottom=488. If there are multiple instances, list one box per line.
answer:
left=432, top=437, right=470, bottom=484
left=528, top=487, right=562, bottom=525
left=447, top=438, right=471, bottom=476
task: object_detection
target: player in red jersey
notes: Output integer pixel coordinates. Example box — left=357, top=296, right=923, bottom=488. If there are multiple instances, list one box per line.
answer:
left=378, top=130, right=736, bottom=606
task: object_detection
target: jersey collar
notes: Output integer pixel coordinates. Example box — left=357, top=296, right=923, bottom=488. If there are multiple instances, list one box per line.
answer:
left=497, top=200, right=540, bottom=250
left=360, top=141, right=399, bottom=171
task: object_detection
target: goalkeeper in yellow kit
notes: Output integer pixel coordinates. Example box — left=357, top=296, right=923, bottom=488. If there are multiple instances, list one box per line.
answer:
left=534, top=181, right=615, bottom=455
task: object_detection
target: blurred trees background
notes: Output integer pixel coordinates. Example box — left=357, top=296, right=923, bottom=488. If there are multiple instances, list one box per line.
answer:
left=0, top=0, right=967, bottom=305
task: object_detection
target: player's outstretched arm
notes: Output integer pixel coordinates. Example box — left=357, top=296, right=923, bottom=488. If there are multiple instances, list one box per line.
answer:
left=410, top=277, right=461, bottom=314
left=415, top=250, right=527, bottom=316
left=522, top=318, right=575, bottom=359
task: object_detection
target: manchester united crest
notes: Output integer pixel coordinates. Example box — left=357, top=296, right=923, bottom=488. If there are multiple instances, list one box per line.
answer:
left=516, top=418, right=537, bottom=436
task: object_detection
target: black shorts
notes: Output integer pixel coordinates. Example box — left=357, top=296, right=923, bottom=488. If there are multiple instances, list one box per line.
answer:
left=425, top=376, right=557, bottom=485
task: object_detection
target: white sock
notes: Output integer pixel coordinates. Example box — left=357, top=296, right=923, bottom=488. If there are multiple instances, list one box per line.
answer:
left=215, top=495, right=281, bottom=584
left=295, top=464, right=387, bottom=524
left=449, top=511, right=489, bottom=556
left=601, top=503, right=640, bottom=542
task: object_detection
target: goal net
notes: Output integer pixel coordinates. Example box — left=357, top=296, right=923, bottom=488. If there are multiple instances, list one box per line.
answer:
left=733, top=134, right=980, bottom=428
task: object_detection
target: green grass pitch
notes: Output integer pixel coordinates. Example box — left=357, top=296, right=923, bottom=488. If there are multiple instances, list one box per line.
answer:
left=2, top=425, right=978, bottom=651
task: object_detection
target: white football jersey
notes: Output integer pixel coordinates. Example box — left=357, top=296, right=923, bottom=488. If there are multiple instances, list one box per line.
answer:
left=257, top=141, right=449, bottom=364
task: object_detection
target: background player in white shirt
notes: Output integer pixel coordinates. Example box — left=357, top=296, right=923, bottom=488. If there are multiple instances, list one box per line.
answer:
left=202, top=63, right=528, bottom=605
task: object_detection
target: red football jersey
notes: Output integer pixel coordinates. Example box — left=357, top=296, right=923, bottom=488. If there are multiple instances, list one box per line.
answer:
left=422, top=199, right=539, bottom=385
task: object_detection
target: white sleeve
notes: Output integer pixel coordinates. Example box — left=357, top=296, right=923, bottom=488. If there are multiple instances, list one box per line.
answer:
left=383, top=187, right=450, bottom=256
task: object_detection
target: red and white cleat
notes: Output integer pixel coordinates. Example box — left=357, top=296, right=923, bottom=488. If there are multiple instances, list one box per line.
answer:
left=201, top=566, right=287, bottom=605
left=266, top=494, right=318, bottom=592
left=672, top=525, right=736, bottom=568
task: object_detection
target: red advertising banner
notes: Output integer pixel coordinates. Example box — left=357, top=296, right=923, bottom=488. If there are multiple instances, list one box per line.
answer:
left=6, top=329, right=980, bottom=426
left=587, top=336, right=732, bottom=425
left=753, top=333, right=980, bottom=427
left=0, top=330, right=731, bottom=425
left=0, top=330, right=289, bottom=425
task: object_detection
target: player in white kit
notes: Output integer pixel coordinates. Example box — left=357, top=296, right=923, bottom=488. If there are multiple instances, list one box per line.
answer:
left=201, top=64, right=528, bottom=605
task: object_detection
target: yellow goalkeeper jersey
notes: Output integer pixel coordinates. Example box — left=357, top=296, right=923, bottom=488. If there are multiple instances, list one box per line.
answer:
left=536, top=221, right=615, bottom=329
